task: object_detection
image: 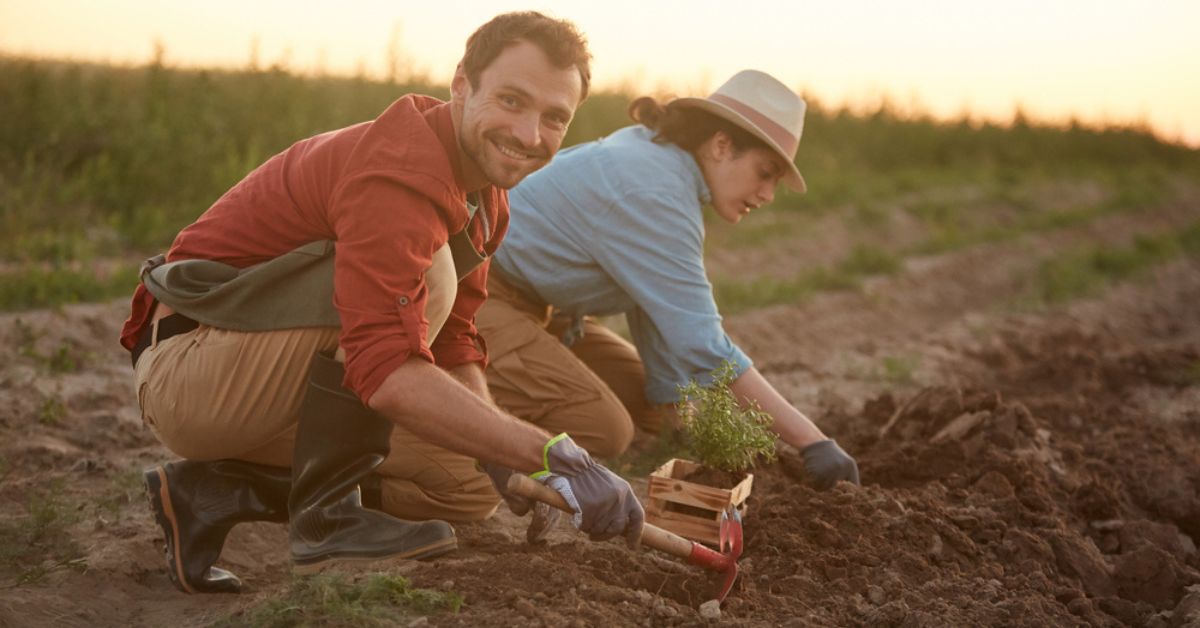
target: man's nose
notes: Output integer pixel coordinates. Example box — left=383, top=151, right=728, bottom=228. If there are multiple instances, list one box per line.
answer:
left=511, top=113, right=541, bottom=149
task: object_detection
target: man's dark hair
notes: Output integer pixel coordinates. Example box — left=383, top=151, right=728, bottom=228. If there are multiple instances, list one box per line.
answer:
left=628, top=97, right=767, bottom=154
left=462, top=11, right=591, bottom=100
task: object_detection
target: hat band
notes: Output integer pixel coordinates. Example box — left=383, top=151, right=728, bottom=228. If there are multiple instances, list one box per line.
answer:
left=708, top=93, right=799, bottom=158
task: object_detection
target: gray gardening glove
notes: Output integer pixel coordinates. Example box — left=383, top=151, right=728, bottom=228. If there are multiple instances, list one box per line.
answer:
left=481, top=463, right=564, bottom=544
left=801, top=439, right=861, bottom=490
left=538, top=434, right=644, bottom=546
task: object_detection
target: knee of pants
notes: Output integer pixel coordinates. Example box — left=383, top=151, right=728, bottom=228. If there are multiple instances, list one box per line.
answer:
left=380, top=471, right=502, bottom=523
left=561, top=397, right=635, bottom=459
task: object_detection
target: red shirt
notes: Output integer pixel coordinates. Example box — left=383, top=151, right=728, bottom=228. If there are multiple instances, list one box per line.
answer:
left=119, top=95, right=508, bottom=403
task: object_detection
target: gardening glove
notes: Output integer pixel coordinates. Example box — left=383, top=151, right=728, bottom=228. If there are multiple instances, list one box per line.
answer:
left=482, top=462, right=569, bottom=544
left=537, top=433, right=644, bottom=546
left=801, top=439, right=860, bottom=490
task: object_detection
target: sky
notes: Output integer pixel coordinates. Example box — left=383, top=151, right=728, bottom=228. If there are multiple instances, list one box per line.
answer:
left=2, top=0, right=1198, bottom=146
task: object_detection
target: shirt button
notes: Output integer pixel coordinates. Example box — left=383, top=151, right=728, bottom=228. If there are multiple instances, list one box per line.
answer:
left=397, top=296, right=410, bottom=306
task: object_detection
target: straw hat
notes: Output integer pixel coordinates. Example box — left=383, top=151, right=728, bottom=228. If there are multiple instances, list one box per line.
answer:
left=671, top=70, right=807, bottom=192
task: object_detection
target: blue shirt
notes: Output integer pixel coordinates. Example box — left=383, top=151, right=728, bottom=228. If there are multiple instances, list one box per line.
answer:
left=494, top=125, right=752, bottom=404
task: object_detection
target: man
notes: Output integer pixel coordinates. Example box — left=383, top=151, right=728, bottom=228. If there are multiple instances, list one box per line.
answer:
left=123, top=12, right=642, bottom=595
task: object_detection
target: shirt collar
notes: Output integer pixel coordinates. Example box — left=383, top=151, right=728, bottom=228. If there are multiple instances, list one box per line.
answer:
left=425, top=101, right=468, bottom=193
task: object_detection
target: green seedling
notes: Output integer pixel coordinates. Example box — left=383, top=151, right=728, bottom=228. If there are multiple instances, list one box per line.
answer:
left=215, top=573, right=462, bottom=627
left=37, top=396, right=66, bottom=426
left=880, top=355, right=918, bottom=384
left=677, top=361, right=778, bottom=474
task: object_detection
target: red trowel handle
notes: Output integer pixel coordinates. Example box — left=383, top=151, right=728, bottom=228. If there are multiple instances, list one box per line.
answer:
left=505, top=474, right=733, bottom=573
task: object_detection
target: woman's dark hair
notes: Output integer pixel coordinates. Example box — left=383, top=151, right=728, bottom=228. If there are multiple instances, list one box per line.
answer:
left=462, top=12, right=592, bottom=100
left=628, top=96, right=768, bottom=154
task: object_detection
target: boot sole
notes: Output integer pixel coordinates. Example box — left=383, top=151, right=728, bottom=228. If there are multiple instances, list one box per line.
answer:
left=144, top=467, right=197, bottom=594
left=291, top=535, right=459, bottom=575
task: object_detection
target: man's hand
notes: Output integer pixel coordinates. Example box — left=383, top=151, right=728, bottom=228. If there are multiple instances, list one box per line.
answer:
left=539, top=434, right=644, bottom=545
left=800, top=439, right=860, bottom=490
left=482, top=463, right=564, bottom=544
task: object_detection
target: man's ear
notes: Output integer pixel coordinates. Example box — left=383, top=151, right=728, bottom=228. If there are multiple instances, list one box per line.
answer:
left=451, top=63, right=469, bottom=102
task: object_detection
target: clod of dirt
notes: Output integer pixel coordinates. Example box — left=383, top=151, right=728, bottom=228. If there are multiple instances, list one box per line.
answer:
left=698, top=599, right=721, bottom=620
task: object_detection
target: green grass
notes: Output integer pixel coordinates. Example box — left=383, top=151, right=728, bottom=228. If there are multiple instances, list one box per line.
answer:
left=713, top=247, right=901, bottom=314
left=0, top=480, right=86, bottom=586
left=1030, top=221, right=1200, bottom=304
left=2, top=53, right=1199, bottom=312
left=214, top=573, right=462, bottom=627
left=0, top=263, right=139, bottom=311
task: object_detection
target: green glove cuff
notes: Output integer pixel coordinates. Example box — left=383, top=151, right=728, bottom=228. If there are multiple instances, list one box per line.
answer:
left=530, top=432, right=571, bottom=479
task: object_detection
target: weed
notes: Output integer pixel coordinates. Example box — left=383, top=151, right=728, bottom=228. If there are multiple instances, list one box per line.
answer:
left=97, top=468, right=144, bottom=516
left=677, top=361, right=778, bottom=473
left=880, top=355, right=918, bottom=384
left=215, top=573, right=462, bottom=627
left=0, top=480, right=85, bottom=586
left=37, top=395, right=66, bottom=426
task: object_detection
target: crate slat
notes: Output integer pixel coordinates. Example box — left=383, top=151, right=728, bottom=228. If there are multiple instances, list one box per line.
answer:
left=644, top=458, right=754, bottom=546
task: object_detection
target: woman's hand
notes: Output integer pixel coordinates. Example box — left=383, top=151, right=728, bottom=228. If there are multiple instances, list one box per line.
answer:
left=800, top=439, right=860, bottom=490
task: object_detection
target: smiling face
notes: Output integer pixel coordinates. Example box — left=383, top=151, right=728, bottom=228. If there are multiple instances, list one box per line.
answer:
left=697, top=132, right=787, bottom=224
left=451, top=39, right=584, bottom=190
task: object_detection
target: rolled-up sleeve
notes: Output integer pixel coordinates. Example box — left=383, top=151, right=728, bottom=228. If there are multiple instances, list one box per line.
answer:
left=429, top=257, right=490, bottom=370
left=589, top=187, right=752, bottom=404
left=329, top=172, right=451, bottom=403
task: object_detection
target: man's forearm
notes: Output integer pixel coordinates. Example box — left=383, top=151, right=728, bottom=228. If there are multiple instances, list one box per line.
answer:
left=446, top=362, right=492, bottom=402
left=367, top=358, right=549, bottom=472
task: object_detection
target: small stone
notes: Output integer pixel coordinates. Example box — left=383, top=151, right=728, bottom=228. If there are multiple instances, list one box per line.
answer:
left=513, top=599, right=537, bottom=616
left=633, top=590, right=653, bottom=605
left=406, top=618, right=428, bottom=627
left=928, top=533, right=944, bottom=558
left=439, top=580, right=454, bottom=590
left=866, top=585, right=886, bottom=605
left=699, top=600, right=722, bottom=621
left=1089, top=519, right=1124, bottom=532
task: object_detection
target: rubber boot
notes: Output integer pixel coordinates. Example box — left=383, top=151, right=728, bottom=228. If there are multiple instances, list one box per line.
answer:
left=288, top=351, right=457, bottom=573
left=143, top=459, right=291, bottom=594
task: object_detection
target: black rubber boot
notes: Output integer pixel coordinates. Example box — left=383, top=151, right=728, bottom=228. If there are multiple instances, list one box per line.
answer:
left=143, top=459, right=291, bottom=594
left=288, top=352, right=457, bottom=573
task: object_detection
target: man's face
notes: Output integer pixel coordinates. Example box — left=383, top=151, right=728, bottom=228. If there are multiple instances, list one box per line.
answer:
left=452, top=40, right=584, bottom=190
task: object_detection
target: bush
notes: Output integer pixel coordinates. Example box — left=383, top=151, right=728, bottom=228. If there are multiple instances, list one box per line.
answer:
left=677, top=361, right=778, bottom=473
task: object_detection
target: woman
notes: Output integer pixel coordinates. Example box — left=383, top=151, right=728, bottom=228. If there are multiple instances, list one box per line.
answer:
left=477, top=70, right=858, bottom=490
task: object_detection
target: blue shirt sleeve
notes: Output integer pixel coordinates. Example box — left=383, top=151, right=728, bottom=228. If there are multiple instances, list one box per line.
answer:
left=585, top=186, right=752, bottom=404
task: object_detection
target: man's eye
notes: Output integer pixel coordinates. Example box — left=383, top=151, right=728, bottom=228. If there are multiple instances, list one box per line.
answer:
left=500, top=95, right=518, bottom=107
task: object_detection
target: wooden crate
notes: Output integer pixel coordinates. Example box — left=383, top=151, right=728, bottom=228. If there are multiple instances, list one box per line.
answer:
left=644, top=458, right=753, bottom=546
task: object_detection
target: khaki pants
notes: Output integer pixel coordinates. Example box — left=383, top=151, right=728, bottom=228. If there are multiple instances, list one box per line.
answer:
left=134, top=245, right=499, bottom=522
left=477, top=273, right=666, bottom=458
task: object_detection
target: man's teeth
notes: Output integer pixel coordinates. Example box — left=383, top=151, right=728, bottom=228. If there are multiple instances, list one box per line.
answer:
left=496, top=143, right=530, bottom=160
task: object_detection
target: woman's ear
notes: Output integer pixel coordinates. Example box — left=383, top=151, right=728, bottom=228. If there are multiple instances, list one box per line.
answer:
left=709, top=131, right=734, bottom=160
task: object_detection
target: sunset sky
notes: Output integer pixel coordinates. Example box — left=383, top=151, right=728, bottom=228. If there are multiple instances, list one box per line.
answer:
left=3, top=0, right=1197, bottom=145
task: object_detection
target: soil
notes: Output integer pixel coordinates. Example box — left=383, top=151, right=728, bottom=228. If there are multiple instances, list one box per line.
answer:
left=2, top=196, right=1199, bottom=626
left=681, top=466, right=747, bottom=491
